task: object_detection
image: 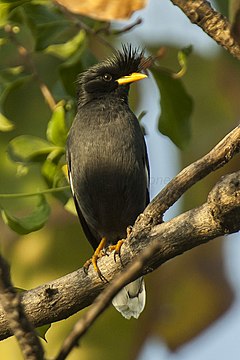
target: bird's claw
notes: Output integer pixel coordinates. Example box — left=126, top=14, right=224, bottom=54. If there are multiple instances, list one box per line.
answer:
left=108, top=239, right=124, bottom=264
left=83, top=255, right=108, bottom=282
left=83, top=237, right=108, bottom=282
left=83, top=259, right=91, bottom=275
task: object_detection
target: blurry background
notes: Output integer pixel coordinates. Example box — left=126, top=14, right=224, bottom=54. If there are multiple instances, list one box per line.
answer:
left=0, top=0, right=240, bottom=359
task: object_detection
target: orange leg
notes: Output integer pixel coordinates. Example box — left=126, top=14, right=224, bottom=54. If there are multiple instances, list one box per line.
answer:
left=108, top=239, right=124, bottom=262
left=84, top=237, right=107, bottom=281
left=108, top=227, right=132, bottom=261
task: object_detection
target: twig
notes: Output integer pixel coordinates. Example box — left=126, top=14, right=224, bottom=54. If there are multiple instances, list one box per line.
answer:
left=109, top=18, right=143, bottom=35
left=54, top=246, right=147, bottom=360
left=56, top=4, right=143, bottom=51
left=0, top=256, right=44, bottom=360
left=55, top=3, right=116, bottom=51
left=170, top=0, right=240, bottom=60
left=0, top=185, right=69, bottom=199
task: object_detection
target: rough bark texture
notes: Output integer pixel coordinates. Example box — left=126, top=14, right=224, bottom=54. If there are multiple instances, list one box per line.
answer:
left=55, top=171, right=240, bottom=360
left=171, top=0, right=240, bottom=59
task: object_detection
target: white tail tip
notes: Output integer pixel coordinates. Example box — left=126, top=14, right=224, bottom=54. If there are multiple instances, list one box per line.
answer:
left=112, top=277, right=146, bottom=319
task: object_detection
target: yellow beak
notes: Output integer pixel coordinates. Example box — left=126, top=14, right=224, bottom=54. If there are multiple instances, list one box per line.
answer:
left=116, top=72, right=147, bottom=85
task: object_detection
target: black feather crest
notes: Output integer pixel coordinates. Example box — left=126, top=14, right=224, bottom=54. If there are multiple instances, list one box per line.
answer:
left=79, top=45, right=147, bottom=81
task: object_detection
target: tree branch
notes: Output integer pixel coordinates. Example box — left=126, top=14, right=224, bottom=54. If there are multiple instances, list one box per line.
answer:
left=0, top=256, right=44, bottom=359
left=0, top=126, right=239, bottom=342
left=170, top=0, right=240, bottom=60
left=55, top=170, right=240, bottom=360
left=133, top=124, right=240, bottom=229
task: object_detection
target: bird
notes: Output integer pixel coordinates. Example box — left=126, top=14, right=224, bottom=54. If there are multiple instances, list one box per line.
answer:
left=66, top=45, right=150, bottom=319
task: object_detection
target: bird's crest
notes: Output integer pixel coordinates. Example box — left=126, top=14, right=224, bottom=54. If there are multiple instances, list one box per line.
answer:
left=106, top=44, right=145, bottom=74
left=79, top=45, right=149, bottom=80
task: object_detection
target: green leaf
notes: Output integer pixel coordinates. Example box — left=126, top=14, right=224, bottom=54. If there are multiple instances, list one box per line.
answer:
left=152, top=69, right=193, bottom=149
left=0, top=113, right=14, bottom=131
left=175, top=46, right=193, bottom=78
left=22, top=3, right=76, bottom=51
left=45, top=29, right=86, bottom=59
left=1, top=195, right=50, bottom=234
left=41, top=156, right=70, bottom=204
left=36, top=323, right=51, bottom=342
left=35, top=21, right=76, bottom=51
left=0, top=68, right=33, bottom=107
left=8, top=135, right=56, bottom=164
left=64, top=197, right=77, bottom=216
left=59, top=45, right=97, bottom=96
left=46, top=103, right=68, bottom=147
left=0, top=0, right=30, bottom=27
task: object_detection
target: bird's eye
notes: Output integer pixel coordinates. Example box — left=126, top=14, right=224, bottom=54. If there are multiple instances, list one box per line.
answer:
left=102, top=74, right=112, bottom=82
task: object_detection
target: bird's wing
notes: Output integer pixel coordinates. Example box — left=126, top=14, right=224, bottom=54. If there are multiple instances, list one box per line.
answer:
left=67, top=152, right=99, bottom=250
left=72, top=194, right=99, bottom=250
left=143, top=138, right=150, bottom=206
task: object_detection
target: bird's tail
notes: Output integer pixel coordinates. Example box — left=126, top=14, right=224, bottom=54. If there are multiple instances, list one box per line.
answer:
left=112, top=277, right=146, bottom=319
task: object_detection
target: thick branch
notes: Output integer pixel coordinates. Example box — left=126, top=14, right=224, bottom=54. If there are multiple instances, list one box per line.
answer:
left=170, top=0, right=240, bottom=60
left=55, top=170, right=240, bottom=360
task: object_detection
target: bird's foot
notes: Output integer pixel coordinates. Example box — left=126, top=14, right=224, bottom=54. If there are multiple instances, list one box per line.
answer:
left=108, top=239, right=124, bottom=263
left=83, top=237, right=108, bottom=282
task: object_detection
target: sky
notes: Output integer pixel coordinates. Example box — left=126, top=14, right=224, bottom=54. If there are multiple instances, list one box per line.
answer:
left=113, top=0, right=240, bottom=359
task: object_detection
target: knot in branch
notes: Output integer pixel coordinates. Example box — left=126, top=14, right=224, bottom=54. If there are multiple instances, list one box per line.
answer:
left=208, top=171, right=240, bottom=233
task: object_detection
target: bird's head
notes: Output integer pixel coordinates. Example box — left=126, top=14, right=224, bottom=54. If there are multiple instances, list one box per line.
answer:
left=77, top=45, right=148, bottom=107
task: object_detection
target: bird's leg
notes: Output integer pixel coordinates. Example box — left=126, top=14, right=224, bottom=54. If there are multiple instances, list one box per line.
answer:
left=83, top=237, right=108, bottom=282
left=92, top=237, right=107, bottom=276
left=108, top=226, right=132, bottom=262
left=108, top=239, right=123, bottom=257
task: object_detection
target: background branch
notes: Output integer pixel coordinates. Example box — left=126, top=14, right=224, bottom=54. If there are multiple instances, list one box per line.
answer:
left=171, top=0, right=240, bottom=59
left=0, top=126, right=239, bottom=342
left=0, top=256, right=44, bottom=359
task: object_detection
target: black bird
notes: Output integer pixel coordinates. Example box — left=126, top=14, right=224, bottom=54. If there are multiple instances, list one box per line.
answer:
left=66, top=45, right=149, bottom=319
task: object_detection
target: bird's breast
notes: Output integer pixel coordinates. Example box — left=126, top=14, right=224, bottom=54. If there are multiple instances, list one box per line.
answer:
left=68, top=102, right=147, bottom=241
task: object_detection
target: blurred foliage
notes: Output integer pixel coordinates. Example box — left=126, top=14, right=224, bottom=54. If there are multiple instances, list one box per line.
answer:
left=1, top=194, right=50, bottom=234
left=0, top=0, right=238, bottom=359
left=152, top=69, right=192, bottom=149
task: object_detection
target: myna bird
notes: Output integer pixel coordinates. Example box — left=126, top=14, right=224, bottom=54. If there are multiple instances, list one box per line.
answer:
left=66, top=45, right=149, bottom=319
